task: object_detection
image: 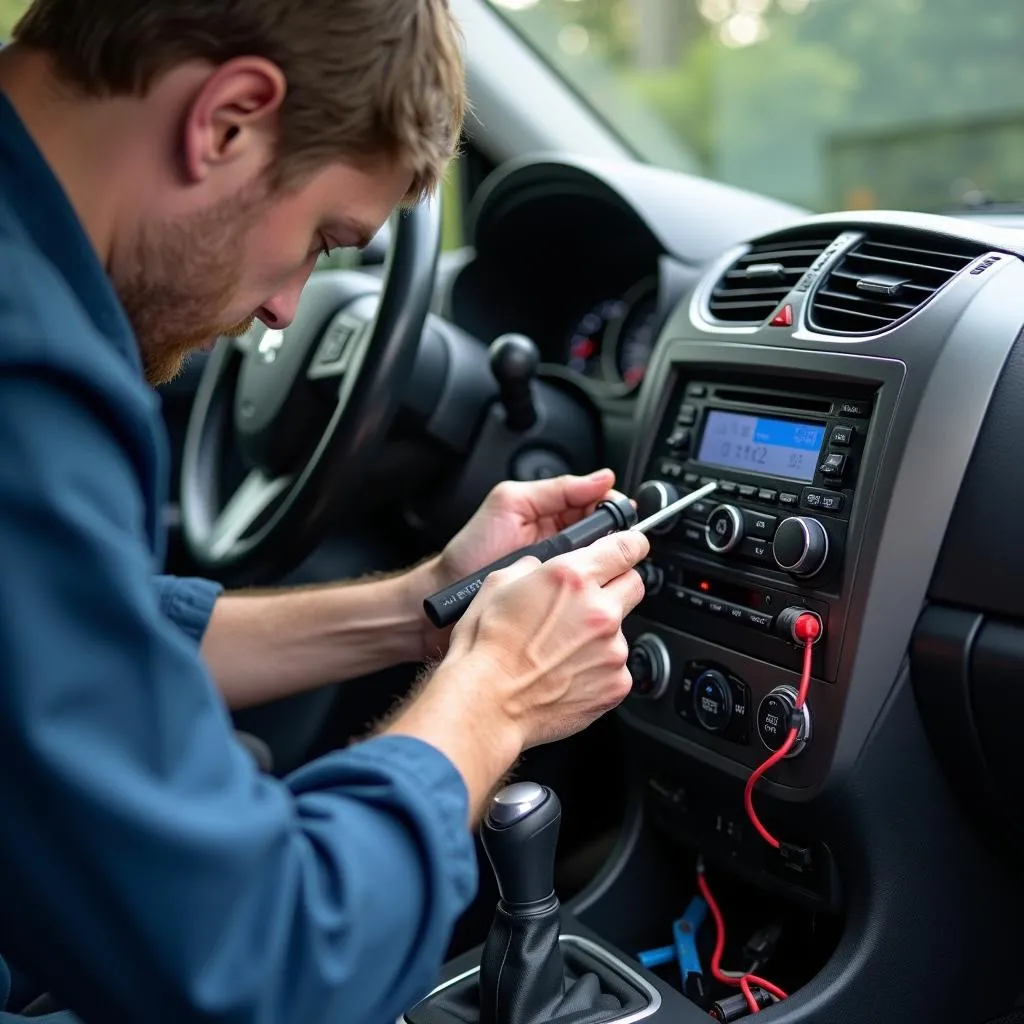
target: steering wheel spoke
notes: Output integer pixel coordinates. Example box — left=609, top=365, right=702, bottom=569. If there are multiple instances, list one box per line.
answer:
left=208, top=470, right=292, bottom=561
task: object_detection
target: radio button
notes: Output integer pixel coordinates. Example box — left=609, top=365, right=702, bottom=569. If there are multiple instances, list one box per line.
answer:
left=680, top=520, right=708, bottom=548
left=657, top=459, right=685, bottom=480
left=688, top=498, right=716, bottom=519
left=740, top=537, right=773, bottom=563
left=744, top=609, right=774, bottom=631
left=684, top=472, right=699, bottom=486
left=737, top=484, right=758, bottom=498
left=686, top=383, right=707, bottom=398
left=705, top=598, right=728, bottom=617
left=676, top=404, right=697, bottom=426
left=705, top=505, right=744, bottom=554
left=724, top=603, right=746, bottom=625
left=743, top=510, right=778, bottom=538
left=837, top=399, right=871, bottom=418
left=757, top=488, right=778, bottom=504
left=830, top=424, right=854, bottom=446
left=667, top=427, right=692, bottom=450
left=818, top=452, right=846, bottom=477
left=684, top=590, right=707, bottom=612
left=778, top=492, right=800, bottom=508
left=803, top=489, right=844, bottom=513
left=717, top=481, right=738, bottom=495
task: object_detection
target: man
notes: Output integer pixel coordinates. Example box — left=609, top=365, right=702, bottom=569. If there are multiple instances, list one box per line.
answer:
left=0, top=2, right=650, bottom=1023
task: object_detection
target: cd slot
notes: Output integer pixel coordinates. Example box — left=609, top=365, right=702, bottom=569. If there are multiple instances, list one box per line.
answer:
left=712, top=388, right=833, bottom=415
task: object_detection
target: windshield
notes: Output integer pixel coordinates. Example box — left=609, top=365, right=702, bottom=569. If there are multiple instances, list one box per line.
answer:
left=486, top=0, right=1024, bottom=215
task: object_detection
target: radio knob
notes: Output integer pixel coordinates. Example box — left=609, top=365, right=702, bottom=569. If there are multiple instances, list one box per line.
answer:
left=635, top=480, right=680, bottom=535
left=627, top=633, right=671, bottom=699
left=772, top=516, right=829, bottom=577
left=704, top=504, right=744, bottom=554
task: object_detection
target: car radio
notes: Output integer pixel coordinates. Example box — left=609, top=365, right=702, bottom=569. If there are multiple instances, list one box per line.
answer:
left=632, top=375, right=876, bottom=683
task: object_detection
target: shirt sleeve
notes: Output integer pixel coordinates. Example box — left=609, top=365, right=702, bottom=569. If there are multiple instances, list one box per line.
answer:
left=0, top=370, right=478, bottom=1024
left=152, top=575, right=223, bottom=644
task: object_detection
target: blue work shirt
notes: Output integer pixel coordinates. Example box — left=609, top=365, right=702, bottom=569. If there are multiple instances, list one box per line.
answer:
left=0, top=89, right=477, bottom=1023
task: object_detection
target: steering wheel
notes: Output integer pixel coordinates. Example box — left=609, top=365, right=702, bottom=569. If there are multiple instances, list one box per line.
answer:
left=180, top=198, right=441, bottom=577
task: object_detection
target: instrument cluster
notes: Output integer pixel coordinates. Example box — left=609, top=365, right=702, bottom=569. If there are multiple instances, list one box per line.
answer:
left=561, top=275, right=660, bottom=393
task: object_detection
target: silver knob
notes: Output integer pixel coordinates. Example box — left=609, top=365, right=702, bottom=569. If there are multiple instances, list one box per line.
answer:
left=772, top=516, right=829, bottom=578
left=705, top=504, right=744, bottom=554
left=635, top=480, right=681, bottom=535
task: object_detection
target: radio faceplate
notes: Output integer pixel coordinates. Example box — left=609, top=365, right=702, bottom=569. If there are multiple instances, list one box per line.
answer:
left=634, top=375, right=878, bottom=683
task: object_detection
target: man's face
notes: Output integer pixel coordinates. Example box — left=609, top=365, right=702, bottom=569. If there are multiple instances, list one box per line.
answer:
left=114, top=156, right=412, bottom=386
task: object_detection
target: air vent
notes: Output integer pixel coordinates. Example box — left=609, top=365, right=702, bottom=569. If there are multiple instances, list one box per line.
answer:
left=808, top=230, right=986, bottom=335
left=707, top=233, right=835, bottom=324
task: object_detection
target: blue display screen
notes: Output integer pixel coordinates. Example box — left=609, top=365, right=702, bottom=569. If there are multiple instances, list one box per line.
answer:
left=695, top=410, right=826, bottom=482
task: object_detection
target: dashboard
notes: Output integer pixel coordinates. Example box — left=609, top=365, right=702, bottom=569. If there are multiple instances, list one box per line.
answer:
left=434, top=153, right=1024, bottom=1023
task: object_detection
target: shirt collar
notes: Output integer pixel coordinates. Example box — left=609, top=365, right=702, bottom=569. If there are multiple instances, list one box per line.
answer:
left=0, top=89, right=139, bottom=367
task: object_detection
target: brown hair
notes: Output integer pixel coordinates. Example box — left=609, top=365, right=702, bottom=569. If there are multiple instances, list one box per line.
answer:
left=12, top=0, right=466, bottom=200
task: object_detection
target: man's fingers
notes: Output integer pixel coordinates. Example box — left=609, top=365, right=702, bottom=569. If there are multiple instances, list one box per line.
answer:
left=491, top=469, right=616, bottom=520
left=552, top=529, right=650, bottom=587
left=602, top=567, right=648, bottom=617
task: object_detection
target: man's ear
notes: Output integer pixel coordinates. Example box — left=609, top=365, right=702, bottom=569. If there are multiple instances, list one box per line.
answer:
left=180, top=57, right=286, bottom=185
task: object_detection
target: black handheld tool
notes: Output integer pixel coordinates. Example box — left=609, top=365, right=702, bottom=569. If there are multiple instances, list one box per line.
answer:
left=423, top=494, right=637, bottom=629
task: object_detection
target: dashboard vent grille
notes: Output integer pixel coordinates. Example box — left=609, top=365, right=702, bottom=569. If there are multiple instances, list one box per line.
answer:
left=808, top=230, right=986, bottom=335
left=707, top=234, right=835, bottom=324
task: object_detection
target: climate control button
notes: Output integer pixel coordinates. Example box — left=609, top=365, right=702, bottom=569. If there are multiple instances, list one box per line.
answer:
left=692, top=669, right=734, bottom=732
left=705, top=504, right=744, bottom=554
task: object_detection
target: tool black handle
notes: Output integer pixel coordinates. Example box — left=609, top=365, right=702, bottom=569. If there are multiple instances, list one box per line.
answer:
left=422, top=495, right=635, bottom=629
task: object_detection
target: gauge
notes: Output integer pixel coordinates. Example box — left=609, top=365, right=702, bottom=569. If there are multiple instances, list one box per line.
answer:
left=566, top=298, right=628, bottom=378
left=609, top=279, right=659, bottom=389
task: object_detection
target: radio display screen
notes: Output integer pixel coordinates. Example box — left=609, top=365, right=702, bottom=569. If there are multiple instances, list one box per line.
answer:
left=695, top=410, right=825, bottom=482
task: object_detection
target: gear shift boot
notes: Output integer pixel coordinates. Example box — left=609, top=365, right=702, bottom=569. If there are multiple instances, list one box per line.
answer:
left=405, top=935, right=654, bottom=1024
left=405, top=783, right=656, bottom=1024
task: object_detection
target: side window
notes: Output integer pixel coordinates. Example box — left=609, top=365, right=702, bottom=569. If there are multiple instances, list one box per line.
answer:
left=0, top=1, right=30, bottom=36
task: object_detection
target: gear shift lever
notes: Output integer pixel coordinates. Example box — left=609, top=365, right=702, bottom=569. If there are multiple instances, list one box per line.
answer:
left=404, top=782, right=645, bottom=1024
left=489, top=334, right=539, bottom=432
left=480, top=781, right=561, bottom=906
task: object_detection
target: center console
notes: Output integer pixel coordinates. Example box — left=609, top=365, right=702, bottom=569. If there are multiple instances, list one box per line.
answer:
left=421, top=202, right=1024, bottom=1024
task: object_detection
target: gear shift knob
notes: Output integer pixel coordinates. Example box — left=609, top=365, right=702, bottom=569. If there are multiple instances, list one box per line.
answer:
left=480, top=781, right=561, bottom=906
left=489, top=333, right=539, bottom=433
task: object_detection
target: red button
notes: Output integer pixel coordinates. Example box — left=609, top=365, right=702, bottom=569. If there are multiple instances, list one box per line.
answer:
left=770, top=304, right=793, bottom=327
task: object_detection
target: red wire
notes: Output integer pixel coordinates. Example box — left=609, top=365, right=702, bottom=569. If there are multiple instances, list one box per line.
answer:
left=697, top=868, right=789, bottom=1013
left=697, top=614, right=818, bottom=1013
left=743, top=618, right=818, bottom=849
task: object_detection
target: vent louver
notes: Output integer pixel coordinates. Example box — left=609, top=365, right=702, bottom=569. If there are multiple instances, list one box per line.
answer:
left=707, top=233, right=835, bottom=324
left=808, top=230, right=986, bottom=335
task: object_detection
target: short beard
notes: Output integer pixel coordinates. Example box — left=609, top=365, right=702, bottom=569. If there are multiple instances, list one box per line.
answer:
left=113, top=181, right=269, bottom=386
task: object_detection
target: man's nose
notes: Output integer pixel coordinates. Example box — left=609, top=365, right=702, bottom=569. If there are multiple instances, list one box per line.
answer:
left=257, top=262, right=315, bottom=330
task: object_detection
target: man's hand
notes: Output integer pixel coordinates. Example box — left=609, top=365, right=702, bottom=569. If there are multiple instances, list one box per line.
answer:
left=415, top=468, right=623, bottom=656
left=383, top=528, right=650, bottom=821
